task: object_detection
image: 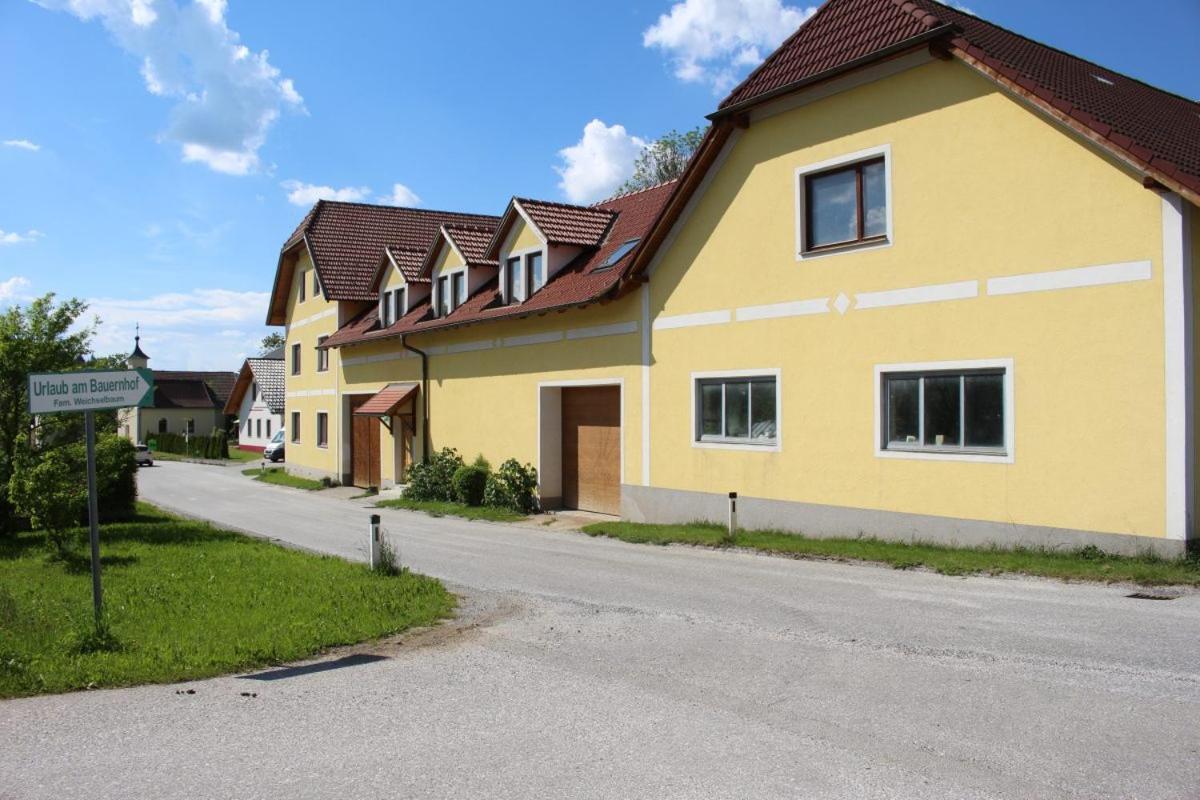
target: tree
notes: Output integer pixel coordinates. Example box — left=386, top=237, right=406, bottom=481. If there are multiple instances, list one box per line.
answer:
left=259, top=332, right=285, bottom=355
left=0, top=294, right=94, bottom=535
left=618, top=127, right=707, bottom=194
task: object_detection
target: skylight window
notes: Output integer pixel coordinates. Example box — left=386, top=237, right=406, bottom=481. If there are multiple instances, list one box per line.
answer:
left=599, top=238, right=640, bottom=269
left=1093, top=74, right=1114, bottom=86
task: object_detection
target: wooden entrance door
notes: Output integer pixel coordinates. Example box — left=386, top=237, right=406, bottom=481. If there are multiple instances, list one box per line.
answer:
left=349, top=395, right=381, bottom=488
left=561, top=386, right=620, bottom=514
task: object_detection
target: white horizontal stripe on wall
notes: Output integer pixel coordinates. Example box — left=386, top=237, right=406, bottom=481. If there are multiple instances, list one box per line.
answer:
left=986, top=260, right=1152, bottom=296
left=286, top=389, right=336, bottom=398
left=341, top=350, right=414, bottom=367
left=445, top=339, right=494, bottom=354
left=652, top=309, right=732, bottom=331
left=735, top=297, right=829, bottom=322
left=287, top=307, right=337, bottom=331
left=566, top=320, right=638, bottom=340
left=504, top=330, right=564, bottom=348
left=855, top=280, right=978, bottom=310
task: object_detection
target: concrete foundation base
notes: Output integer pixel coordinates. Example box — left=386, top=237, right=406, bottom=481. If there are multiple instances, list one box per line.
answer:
left=620, top=484, right=1187, bottom=559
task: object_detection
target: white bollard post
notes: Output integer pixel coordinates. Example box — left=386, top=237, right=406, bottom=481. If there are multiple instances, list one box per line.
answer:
left=727, top=492, right=737, bottom=542
left=368, top=514, right=381, bottom=569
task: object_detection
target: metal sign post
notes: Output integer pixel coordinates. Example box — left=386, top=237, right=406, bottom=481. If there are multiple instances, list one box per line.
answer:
left=27, top=367, right=155, bottom=623
left=84, top=410, right=102, bottom=620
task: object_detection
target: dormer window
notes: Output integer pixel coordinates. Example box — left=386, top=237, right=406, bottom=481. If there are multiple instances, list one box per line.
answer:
left=505, top=256, right=523, bottom=304
left=312, top=270, right=321, bottom=298
left=380, top=290, right=393, bottom=327
left=394, top=287, right=406, bottom=320
left=451, top=272, right=465, bottom=309
left=298, top=271, right=306, bottom=302
left=437, top=275, right=450, bottom=317
left=527, top=252, right=544, bottom=295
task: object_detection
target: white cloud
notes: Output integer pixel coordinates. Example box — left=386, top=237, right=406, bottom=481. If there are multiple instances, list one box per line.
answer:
left=555, top=119, right=648, bottom=204
left=35, top=0, right=303, bottom=175
left=0, top=276, right=32, bottom=303
left=643, top=0, right=817, bottom=93
left=0, top=229, right=44, bottom=245
left=85, top=287, right=271, bottom=369
left=281, top=180, right=371, bottom=206
left=281, top=180, right=421, bottom=207
left=382, top=183, right=421, bottom=207
left=3, top=139, right=41, bottom=151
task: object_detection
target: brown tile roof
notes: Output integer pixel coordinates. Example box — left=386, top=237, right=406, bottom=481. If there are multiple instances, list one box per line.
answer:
left=443, top=224, right=499, bottom=267
left=294, top=202, right=499, bottom=301
left=321, top=181, right=676, bottom=349
left=354, top=382, right=419, bottom=416
left=385, top=246, right=429, bottom=285
left=152, top=378, right=223, bottom=410
left=515, top=198, right=616, bottom=247
left=152, top=370, right=237, bottom=406
left=715, top=0, right=1200, bottom=200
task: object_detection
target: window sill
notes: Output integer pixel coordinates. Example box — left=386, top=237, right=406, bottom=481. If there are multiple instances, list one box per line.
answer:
left=877, top=446, right=1011, bottom=464
left=693, top=439, right=780, bottom=453
left=797, top=236, right=890, bottom=262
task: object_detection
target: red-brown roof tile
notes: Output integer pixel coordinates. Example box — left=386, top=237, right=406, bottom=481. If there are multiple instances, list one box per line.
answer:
left=442, top=224, right=500, bottom=267
left=354, top=382, right=419, bottom=415
left=715, top=0, right=1200, bottom=199
left=283, top=202, right=499, bottom=302
left=385, top=246, right=429, bottom=285
left=515, top=198, right=616, bottom=247
left=321, top=181, right=676, bottom=349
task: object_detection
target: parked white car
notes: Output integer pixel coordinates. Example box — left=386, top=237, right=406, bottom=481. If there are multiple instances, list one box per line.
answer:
left=134, top=444, right=154, bottom=467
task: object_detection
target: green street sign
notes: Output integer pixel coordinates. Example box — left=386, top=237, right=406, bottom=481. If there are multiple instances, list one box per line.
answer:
left=27, top=367, right=155, bottom=415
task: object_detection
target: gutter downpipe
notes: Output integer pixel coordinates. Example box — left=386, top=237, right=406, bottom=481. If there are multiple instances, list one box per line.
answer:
left=401, top=336, right=431, bottom=464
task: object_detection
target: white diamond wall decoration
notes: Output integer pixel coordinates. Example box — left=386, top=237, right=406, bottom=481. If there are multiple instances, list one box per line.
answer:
left=833, top=293, right=851, bottom=315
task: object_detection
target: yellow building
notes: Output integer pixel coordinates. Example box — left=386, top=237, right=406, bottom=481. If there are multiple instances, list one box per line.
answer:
left=266, top=0, right=1199, bottom=556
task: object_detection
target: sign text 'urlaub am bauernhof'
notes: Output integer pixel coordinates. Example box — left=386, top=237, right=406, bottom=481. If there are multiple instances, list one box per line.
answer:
left=28, top=368, right=155, bottom=414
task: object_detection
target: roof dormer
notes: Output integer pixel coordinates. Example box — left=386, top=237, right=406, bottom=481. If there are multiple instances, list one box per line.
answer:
left=371, top=246, right=429, bottom=330
left=419, top=223, right=498, bottom=318
left=484, top=197, right=615, bottom=306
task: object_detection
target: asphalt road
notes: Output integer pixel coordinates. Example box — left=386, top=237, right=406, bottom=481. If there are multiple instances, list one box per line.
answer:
left=3, top=461, right=1199, bottom=799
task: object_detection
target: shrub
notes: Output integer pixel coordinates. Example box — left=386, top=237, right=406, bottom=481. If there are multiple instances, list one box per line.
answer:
left=151, top=431, right=228, bottom=459
left=471, top=453, right=491, bottom=472
left=404, top=448, right=463, bottom=502
left=452, top=464, right=489, bottom=506
left=8, top=434, right=137, bottom=557
left=483, top=458, right=539, bottom=514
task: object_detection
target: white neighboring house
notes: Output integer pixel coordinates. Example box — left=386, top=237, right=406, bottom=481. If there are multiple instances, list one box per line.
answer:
left=224, top=347, right=285, bottom=452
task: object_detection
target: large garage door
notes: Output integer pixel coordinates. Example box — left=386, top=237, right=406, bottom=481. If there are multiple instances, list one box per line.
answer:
left=562, top=386, right=620, bottom=515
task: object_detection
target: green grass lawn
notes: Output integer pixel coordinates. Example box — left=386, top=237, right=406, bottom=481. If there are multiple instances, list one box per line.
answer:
left=581, top=521, right=1200, bottom=586
left=375, top=497, right=526, bottom=522
left=152, top=448, right=261, bottom=463
left=242, top=467, right=326, bottom=490
left=0, top=504, right=453, bottom=698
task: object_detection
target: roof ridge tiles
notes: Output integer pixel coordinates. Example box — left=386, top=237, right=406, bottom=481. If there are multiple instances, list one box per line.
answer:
left=593, top=178, right=680, bottom=206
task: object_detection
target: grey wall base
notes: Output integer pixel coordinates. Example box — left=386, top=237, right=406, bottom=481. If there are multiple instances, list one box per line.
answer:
left=621, top=484, right=1187, bottom=559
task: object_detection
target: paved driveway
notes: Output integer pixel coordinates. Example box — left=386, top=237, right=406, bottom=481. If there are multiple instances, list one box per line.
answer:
left=2, top=461, right=1199, bottom=799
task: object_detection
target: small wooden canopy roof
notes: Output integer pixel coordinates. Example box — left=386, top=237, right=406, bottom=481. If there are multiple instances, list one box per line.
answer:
left=354, top=382, right=419, bottom=416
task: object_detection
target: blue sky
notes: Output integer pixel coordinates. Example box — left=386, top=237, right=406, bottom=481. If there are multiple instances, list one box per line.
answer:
left=1, top=0, right=1197, bottom=369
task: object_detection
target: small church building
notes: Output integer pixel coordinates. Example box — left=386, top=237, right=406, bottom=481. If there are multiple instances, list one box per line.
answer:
left=117, top=334, right=236, bottom=445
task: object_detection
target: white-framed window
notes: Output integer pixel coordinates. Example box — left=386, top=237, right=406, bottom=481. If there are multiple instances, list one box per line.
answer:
left=316, top=411, right=328, bottom=448
left=394, top=286, right=406, bottom=320
left=380, top=290, right=392, bottom=327
left=795, top=144, right=892, bottom=260
left=452, top=271, right=465, bottom=309
left=316, top=336, right=329, bottom=372
left=436, top=274, right=450, bottom=317
left=691, top=370, right=781, bottom=451
left=875, top=359, right=1014, bottom=462
left=504, top=256, right=522, bottom=304
left=526, top=251, right=544, bottom=295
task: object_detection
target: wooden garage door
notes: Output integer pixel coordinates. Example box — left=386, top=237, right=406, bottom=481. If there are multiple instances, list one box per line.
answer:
left=562, top=386, right=620, bottom=515
left=349, top=395, right=381, bottom=489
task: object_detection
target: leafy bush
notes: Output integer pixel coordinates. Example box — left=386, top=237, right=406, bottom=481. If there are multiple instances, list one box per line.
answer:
left=452, top=464, right=489, bottom=506
left=471, top=453, right=491, bottom=472
left=404, top=448, right=463, bottom=502
left=483, top=459, right=539, bottom=514
left=8, top=434, right=136, bottom=556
